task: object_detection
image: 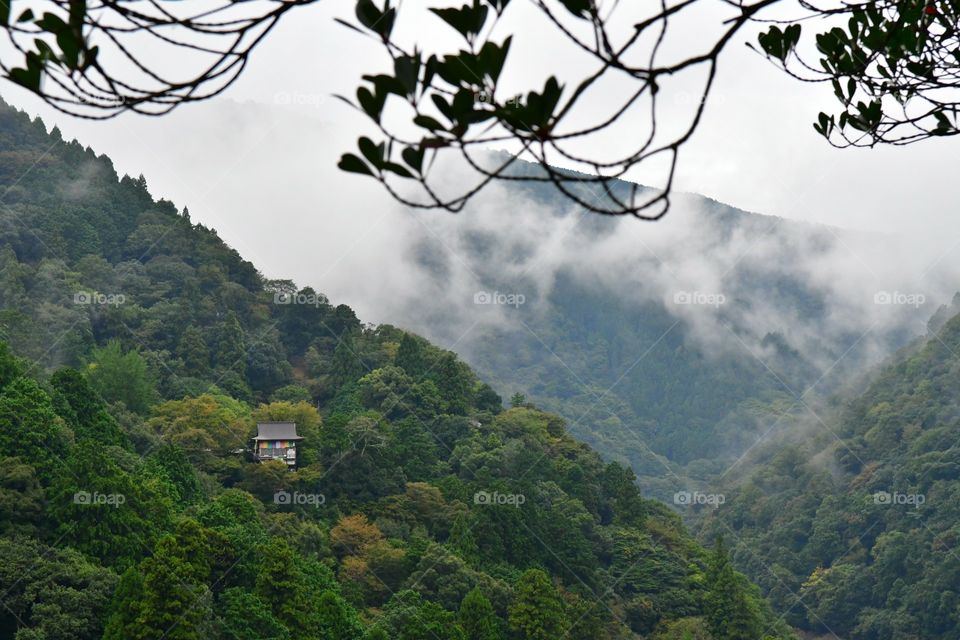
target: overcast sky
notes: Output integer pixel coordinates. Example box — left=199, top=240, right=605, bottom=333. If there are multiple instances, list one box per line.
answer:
left=3, top=0, right=958, bottom=324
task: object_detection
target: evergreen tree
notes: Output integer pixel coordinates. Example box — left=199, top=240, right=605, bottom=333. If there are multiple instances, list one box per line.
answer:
left=509, top=392, right=526, bottom=408
left=431, top=352, right=472, bottom=415
left=50, top=367, right=128, bottom=447
left=330, top=332, right=366, bottom=389
left=508, top=569, right=569, bottom=640
left=705, top=536, right=762, bottom=640
left=133, top=535, right=213, bottom=640
left=215, top=588, right=290, bottom=640
left=458, top=587, right=502, bottom=640
left=0, top=377, right=68, bottom=479
left=48, top=441, right=172, bottom=569
left=215, top=312, right=247, bottom=378
left=313, top=590, right=364, bottom=639
left=395, top=333, right=427, bottom=378
left=177, top=325, right=210, bottom=375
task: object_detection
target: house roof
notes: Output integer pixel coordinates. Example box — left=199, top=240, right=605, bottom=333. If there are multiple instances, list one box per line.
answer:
left=252, top=422, right=302, bottom=441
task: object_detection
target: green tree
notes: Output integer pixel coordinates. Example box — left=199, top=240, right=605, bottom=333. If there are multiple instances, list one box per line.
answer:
left=0, top=537, right=117, bottom=640
left=47, top=441, right=172, bottom=570
left=313, top=590, right=364, bottom=640
left=508, top=569, right=569, bottom=640
left=215, top=588, right=290, bottom=640
left=129, top=534, right=213, bottom=640
left=395, top=333, right=428, bottom=378
left=177, top=325, right=210, bottom=375
left=0, top=377, right=69, bottom=480
left=50, top=367, right=128, bottom=447
left=0, top=340, right=24, bottom=390
left=86, top=340, right=157, bottom=413
left=215, top=312, right=247, bottom=378
left=330, top=332, right=366, bottom=389
left=705, top=537, right=762, bottom=640
left=458, top=587, right=503, bottom=640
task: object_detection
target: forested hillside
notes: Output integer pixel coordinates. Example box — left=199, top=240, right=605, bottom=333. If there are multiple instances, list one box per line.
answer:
left=0, top=100, right=795, bottom=638
left=393, top=172, right=924, bottom=500
left=699, top=300, right=960, bottom=639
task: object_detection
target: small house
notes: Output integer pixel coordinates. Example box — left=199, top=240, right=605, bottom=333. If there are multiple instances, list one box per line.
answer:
left=252, top=422, right=302, bottom=469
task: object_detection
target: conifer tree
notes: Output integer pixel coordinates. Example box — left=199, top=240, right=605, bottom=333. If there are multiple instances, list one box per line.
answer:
left=459, top=587, right=502, bottom=640
left=508, top=569, right=569, bottom=640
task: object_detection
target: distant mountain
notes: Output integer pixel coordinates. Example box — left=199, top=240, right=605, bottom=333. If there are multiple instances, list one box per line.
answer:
left=379, top=167, right=944, bottom=500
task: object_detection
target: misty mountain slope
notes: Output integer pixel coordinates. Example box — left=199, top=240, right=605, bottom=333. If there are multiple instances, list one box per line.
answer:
left=382, top=169, right=943, bottom=499
left=695, top=298, right=960, bottom=639
left=0, top=98, right=803, bottom=639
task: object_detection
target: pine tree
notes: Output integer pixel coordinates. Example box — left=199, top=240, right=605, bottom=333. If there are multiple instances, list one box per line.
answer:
left=459, top=587, right=502, bottom=640
left=508, top=569, right=569, bottom=640
left=705, top=536, right=762, bottom=640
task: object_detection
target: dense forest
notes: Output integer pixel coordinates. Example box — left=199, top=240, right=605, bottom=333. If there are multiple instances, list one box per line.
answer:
left=698, top=299, right=960, bottom=639
left=0, top=99, right=797, bottom=639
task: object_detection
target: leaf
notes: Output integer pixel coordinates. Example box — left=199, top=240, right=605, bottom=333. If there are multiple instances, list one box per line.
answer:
left=413, top=115, right=446, bottom=131
left=338, top=153, right=375, bottom=176
left=384, top=162, right=414, bottom=178
left=402, top=146, right=425, bottom=173
left=358, top=137, right=384, bottom=168
left=557, top=0, right=592, bottom=19
left=430, top=3, right=489, bottom=41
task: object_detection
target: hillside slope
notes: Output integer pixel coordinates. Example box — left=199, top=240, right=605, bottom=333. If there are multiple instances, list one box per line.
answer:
left=698, top=300, right=960, bottom=639
left=0, top=100, right=795, bottom=638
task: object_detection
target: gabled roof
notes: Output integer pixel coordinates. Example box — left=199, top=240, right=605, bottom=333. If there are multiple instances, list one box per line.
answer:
left=252, top=422, right=302, bottom=441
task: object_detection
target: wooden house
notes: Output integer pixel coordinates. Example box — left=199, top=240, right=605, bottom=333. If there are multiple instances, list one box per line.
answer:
left=252, top=421, right=302, bottom=469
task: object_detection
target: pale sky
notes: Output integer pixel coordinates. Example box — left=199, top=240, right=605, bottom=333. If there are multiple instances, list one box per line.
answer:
left=3, top=0, right=958, bottom=322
